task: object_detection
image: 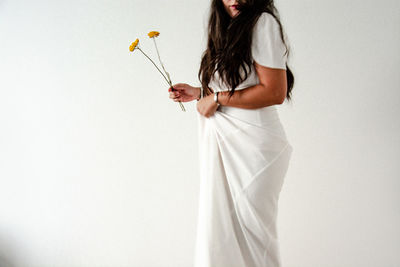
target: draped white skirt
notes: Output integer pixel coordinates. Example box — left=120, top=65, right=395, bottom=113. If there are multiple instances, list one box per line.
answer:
left=193, top=104, right=293, bottom=267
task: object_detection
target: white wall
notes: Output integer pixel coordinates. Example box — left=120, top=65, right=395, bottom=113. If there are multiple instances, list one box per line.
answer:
left=0, top=0, right=399, bottom=266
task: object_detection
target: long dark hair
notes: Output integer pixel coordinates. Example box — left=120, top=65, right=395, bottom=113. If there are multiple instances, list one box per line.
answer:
left=198, top=0, right=294, bottom=102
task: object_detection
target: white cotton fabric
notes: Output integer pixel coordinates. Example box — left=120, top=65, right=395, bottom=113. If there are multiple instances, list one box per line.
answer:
left=193, top=12, right=292, bottom=267
left=251, top=12, right=288, bottom=70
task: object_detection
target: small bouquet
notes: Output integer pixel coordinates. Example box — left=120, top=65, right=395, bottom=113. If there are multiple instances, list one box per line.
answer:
left=129, top=31, right=185, bottom=112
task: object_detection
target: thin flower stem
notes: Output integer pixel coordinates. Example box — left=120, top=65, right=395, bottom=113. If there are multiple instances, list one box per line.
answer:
left=179, top=101, right=185, bottom=111
left=152, top=38, right=171, bottom=83
left=137, top=47, right=171, bottom=86
left=137, top=47, right=185, bottom=111
left=151, top=39, right=185, bottom=111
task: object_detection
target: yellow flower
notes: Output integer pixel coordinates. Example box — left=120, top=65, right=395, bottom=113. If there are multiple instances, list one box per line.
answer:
left=129, top=39, right=139, bottom=52
left=148, top=31, right=160, bottom=38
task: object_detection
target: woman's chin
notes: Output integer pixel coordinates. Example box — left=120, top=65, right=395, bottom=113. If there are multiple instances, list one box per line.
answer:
left=231, top=11, right=240, bottom=18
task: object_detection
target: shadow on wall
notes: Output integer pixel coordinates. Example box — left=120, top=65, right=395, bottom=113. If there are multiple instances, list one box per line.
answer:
left=0, top=233, right=18, bottom=267
left=0, top=255, right=15, bottom=267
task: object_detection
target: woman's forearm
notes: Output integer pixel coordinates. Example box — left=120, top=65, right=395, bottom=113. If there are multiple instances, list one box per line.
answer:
left=216, top=84, right=283, bottom=109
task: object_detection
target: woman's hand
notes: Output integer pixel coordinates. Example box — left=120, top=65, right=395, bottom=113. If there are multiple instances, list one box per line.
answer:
left=168, top=83, right=200, bottom=102
left=197, top=93, right=219, bottom=118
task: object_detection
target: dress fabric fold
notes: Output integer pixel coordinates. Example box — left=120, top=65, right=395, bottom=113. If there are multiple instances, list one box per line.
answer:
left=193, top=104, right=293, bottom=267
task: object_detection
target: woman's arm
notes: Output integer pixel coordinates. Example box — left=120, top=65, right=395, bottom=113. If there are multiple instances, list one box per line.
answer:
left=217, top=61, right=287, bottom=109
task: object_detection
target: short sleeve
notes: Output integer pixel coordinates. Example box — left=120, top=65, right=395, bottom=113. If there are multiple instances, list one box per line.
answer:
left=251, top=12, right=287, bottom=70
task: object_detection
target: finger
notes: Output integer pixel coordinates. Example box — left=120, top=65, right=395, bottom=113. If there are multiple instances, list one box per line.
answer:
left=171, top=87, right=182, bottom=93
left=172, top=83, right=185, bottom=88
left=170, top=93, right=180, bottom=101
left=169, top=92, right=179, bottom=98
left=171, top=83, right=186, bottom=91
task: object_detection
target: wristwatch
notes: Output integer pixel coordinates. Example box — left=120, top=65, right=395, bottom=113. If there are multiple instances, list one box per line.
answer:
left=214, top=92, right=220, bottom=106
left=196, top=86, right=203, bottom=101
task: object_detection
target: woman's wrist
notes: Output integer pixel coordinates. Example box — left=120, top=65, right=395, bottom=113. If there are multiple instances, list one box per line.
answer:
left=196, top=87, right=201, bottom=101
left=216, top=91, right=228, bottom=106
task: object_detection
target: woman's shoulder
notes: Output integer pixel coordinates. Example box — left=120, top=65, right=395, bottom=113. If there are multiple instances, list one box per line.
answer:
left=259, top=12, right=275, bottom=20
left=251, top=12, right=287, bottom=70
left=254, top=12, right=280, bottom=31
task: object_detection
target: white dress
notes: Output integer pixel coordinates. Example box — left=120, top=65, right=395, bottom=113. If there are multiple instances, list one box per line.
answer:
left=193, top=12, right=293, bottom=267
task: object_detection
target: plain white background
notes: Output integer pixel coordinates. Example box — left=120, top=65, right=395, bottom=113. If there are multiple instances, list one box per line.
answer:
left=0, top=0, right=399, bottom=266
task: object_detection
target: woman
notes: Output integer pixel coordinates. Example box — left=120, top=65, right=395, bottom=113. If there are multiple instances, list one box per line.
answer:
left=168, top=0, right=294, bottom=266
